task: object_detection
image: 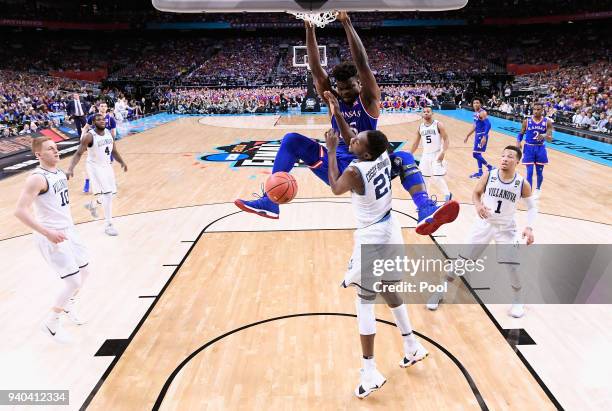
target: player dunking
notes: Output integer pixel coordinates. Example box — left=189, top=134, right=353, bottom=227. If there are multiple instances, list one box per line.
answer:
left=516, top=102, right=553, bottom=200
left=409, top=106, right=452, bottom=201
left=464, top=97, right=493, bottom=179
left=426, top=146, right=537, bottom=318
left=14, top=136, right=90, bottom=343
left=67, top=113, right=128, bottom=236
left=235, top=11, right=459, bottom=235
left=324, top=127, right=428, bottom=399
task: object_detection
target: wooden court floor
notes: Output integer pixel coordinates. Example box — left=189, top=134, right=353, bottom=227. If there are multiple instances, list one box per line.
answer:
left=0, top=113, right=610, bottom=410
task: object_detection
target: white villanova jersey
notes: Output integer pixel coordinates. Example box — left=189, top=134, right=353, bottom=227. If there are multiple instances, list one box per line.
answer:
left=483, top=169, right=524, bottom=225
left=87, top=128, right=114, bottom=167
left=32, top=167, right=74, bottom=229
left=419, top=120, right=442, bottom=153
left=350, top=151, right=393, bottom=228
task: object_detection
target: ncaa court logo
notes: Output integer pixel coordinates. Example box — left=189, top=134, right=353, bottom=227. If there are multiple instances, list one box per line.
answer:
left=198, top=139, right=405, bottom=168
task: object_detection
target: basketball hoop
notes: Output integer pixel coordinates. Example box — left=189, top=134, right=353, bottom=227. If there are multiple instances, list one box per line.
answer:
left=289, top=11, right=338, bottom=28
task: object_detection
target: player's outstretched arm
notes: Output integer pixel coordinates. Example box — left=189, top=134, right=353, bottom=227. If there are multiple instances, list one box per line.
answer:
left=337, top=11, right=380, bottom=112
left=438, top=121, right=450, bottom=161
left=66, top=132, right=92, bottom=179
left=521, top=180, right=536, bottom=245
left=464, top=124, right=475, bottom=143
left=305, top=22, right=332, bottom=97
left=325, top=129, right=362, bottom=195
left=14, top=174, right=67, bottom=244
left=473, top=171, right=491, bottom=219
left=324, top=91, right=355, bottom=146
left=517, top=119, right=527, bottom=147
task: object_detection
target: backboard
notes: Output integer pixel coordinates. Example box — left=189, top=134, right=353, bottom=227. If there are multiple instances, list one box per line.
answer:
left=152, top=0, right=469, bottom=13
left=293, top=45, right=327, bottom=69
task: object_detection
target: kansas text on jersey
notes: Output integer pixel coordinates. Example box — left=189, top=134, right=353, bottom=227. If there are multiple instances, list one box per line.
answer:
left=331, top=95, right=378, bottom=153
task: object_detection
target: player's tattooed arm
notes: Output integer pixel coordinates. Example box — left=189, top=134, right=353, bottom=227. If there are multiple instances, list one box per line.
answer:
left=325, top=128, right=362, bottom=195
left=324, top=91, right=355, bottom=146
left=544, top=118, right=554, bottom=142
left=66, top=132, right=93, bottom=179
left=337, top=11, right=380, bottom=114
left=473, top=171, right=491, bottom=219
left=305, top=22, right=333, bottom=98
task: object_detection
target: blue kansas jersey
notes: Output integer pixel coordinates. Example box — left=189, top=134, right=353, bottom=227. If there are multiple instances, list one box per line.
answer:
left=522, top=116, right=549, bottom=165
left=331, top=95, right=378, bottom=153
left=525, top=116, right=547, bottom=145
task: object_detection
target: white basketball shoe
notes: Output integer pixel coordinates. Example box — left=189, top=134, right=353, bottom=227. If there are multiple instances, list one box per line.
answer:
left=41, top=316, right=72, bottom=344
left=509, top=303, right=525, bottom=318
left=354, top=368, right=386, bottom=399
left=399, top=341, right=429, bottom=368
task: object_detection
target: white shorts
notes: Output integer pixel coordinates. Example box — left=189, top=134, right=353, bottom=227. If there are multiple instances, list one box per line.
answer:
left=34, top=226, right=89, bottom=279
left=420, top=151, right=447, bottom=177
left=460, top=218, right=520, bottom=264
left=343, top=214, right=404, bottom=291
left=86, top=162, right=117, bottom=195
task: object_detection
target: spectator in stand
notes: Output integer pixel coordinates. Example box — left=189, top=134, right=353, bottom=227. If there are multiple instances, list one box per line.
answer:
left=594, top=115, right=608, bottom=132
left=572, top=110, right=585, bottom=126
left=581, top=110, right=597, bottom=129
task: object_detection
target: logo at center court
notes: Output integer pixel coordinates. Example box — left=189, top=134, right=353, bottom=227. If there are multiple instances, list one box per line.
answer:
left=198, top=139, right=405, bottom=168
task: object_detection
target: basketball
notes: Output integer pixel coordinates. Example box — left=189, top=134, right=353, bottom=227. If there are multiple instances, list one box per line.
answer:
left=265, top=172, right=298, bottom=204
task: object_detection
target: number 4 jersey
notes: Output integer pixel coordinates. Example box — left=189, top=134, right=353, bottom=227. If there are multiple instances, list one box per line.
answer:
left=86, top=128, right=117, bottom=195
left=350, top=151, right=392, bottom=228
left=483, top=168, right=524, bottom=225
left=87, top=128, right=114, bottom=166
left=32, top=167, right=74, bottom=229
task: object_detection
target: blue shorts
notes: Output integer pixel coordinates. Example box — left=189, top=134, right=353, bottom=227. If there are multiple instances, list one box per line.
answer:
left=473, top=132, right=489, bottom=153
left=522, top=144, right=548, bottom=165
left=310, top=146, right=406, bottom=185
left=309, top=145, right=356, bottom=185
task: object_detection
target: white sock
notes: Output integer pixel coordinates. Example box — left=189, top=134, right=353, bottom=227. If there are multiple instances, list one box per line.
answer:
left=434, top=176, right=450, bottom=197
left=362, top=356, right=376, bottom=371
left=101, top=193, right=113, bottom=225
left=390, top=305, right=418, bottom=351
left=512, top=285, right=523, bottom=305
left=64, top=296, right=77, bottom=313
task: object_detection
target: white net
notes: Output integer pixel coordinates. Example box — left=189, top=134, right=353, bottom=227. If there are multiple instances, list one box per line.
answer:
left=289, top=11, right=338, bottom=28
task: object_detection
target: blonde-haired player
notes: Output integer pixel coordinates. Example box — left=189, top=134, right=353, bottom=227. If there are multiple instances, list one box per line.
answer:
left=427, top=145, right=537, bottom=318
left=409, top=106, right=451, bottom=201
left=67, top=113, right=127, bottom=236
left=14, top=136, right=90, bottom=343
